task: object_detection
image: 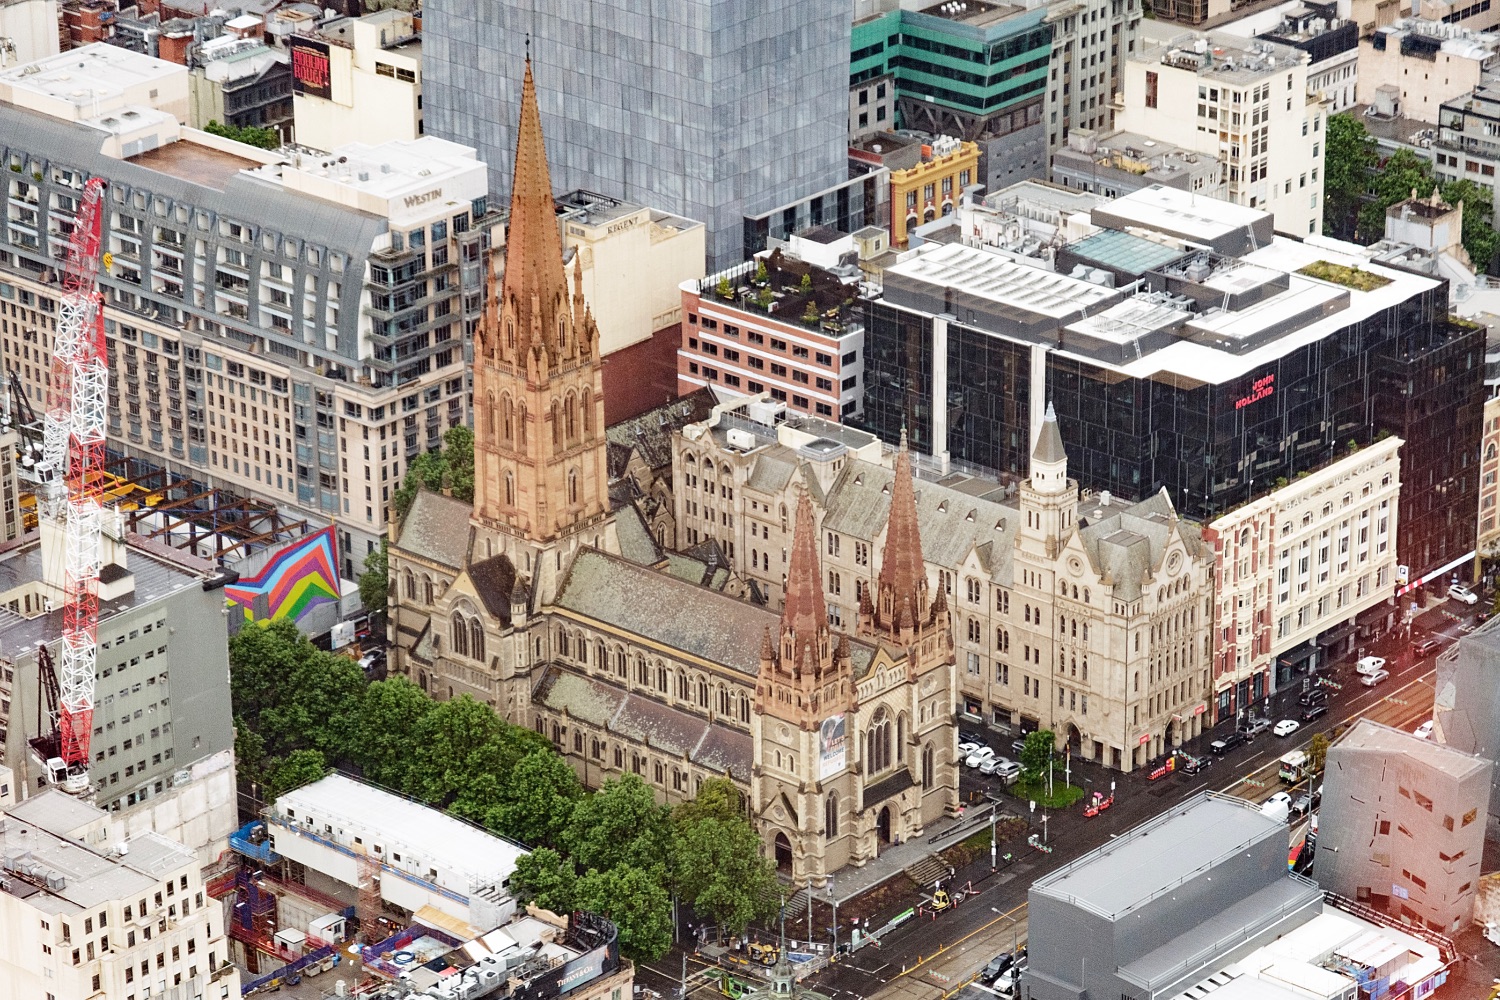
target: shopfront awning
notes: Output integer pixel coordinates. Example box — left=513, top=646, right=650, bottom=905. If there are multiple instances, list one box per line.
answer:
left=1316, top=621, right=1357, bottom=647
left=1278, top=643, right=1319, bottom=665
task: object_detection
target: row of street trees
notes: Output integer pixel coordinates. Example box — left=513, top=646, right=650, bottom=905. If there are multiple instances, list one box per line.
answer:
left=229, top=620, right=777, bottom=961
left=1322, top=113, right=1500, bottom=270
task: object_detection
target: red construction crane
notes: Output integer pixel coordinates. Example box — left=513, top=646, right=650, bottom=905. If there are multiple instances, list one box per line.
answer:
left=40, top=176, right=108, bottom=795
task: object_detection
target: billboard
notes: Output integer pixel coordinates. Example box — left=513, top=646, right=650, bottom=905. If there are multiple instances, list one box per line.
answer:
left=819, top=714, right=847, bottom=779
left=290, top=36, right=333, bottom=100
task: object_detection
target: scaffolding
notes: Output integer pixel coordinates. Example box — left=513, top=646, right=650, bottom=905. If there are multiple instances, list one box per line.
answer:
left=358, top=851, right=382, bottom=945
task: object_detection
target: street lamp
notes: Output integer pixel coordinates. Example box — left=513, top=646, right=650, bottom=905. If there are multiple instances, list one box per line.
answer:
left=990, top=907, right=1019, bottom=954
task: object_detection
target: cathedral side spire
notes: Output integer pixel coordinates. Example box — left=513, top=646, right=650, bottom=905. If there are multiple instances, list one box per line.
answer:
left=781, top=490, right=827, bottom=650
left=876, top=434, right=927, bottom=623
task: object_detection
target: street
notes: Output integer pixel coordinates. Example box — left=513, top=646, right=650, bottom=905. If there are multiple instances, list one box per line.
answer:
left=633, top=593, right=1486, bottom=1000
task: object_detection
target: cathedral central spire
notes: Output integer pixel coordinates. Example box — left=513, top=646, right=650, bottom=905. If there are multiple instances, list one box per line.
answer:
left=782, top=490, right=828, bottom=644
left=878, top=432, right=926, bottom=618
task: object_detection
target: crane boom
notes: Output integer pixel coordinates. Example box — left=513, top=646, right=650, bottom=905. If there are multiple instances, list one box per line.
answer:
left=43, top=177, right=108, bottom=795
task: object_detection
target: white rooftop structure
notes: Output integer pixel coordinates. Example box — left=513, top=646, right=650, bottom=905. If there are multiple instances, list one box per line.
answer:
left=1095, top=184, right=1269, bottom=249
left=261, top=136, right=488, bottom=227
left=269, top=774, right=528, bottom=903
left=0, top=42, right=189, bottom=122
left=886, top=241, right=1119, bottom=318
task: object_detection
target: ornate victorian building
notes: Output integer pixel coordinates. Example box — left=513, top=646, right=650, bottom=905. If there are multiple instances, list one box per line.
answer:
left=386, top=60, right=957, bottom=882
left=676, top=397, right=1215, bottom=771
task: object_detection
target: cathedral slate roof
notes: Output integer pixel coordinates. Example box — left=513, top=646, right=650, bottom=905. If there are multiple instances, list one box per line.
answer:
left=821, top=460, right=1020, bottom=585
left=553, top=549, right=777, bottom=676
left=605, top=388, right=718, bottom=479
left=532, top=666, right=753, bottom=780
left=614, top=504, right=664, bottom=567
left=397, top=489, right=474, bottom=568
left=1076, top=489, right=1207, bottom=601
left=468, top=554, right=517, bottom=624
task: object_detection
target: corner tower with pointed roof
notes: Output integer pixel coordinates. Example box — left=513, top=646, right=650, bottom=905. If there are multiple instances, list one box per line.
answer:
left=472, top=57, right=610, bottom=551
left=1018, top=402, right=1079, bottom=560
left=858, top=433, right=954, bottom=673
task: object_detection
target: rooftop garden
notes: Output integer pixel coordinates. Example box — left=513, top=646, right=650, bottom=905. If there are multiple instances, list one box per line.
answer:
left=703, top=248, right=861, bottom=335
left=1296, top=260, right=1392, bottom=292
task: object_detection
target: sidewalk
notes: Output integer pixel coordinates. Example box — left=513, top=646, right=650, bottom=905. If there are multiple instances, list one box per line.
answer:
left=798, top=801, right=1021, bottom=907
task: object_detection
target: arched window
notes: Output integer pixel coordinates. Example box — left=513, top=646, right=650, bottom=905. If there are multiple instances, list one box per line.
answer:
left=869, top=709, right=892, bottom=774
left=922, top=743, right=935, bottom=789
left=697, top=678, right=709, bottom=708
left=615, top=646, right=627, bottom=678
left=897, top=712, right=907, bottom=762
left=568, top=468, right=579, bottom=505
left=656, top=664, right=668, bottom=693
left=485, top=393, right=495, bottom=442
left=581, top=389, right=593, bottom=436
left=518, top=403, right=528, bottom=450
left=423, top=575, right=434, bottom=604
left=677, top=671, right=689, bottom=699
left=505, top=472, right=515, bottom=507
left=825, top=792, right=840, bottom=838
left=502, top=396, right=514, bottom=442
left=451, top=612, right=469, bottom=657
left=636, top=654, right=649, bottom=685
left=471, top=619, right=485, bottom=661
left=565, top=392, right=577, bottom=442
left=551, top=400, right=562, bottom=447
left=506, top=318, right=515, bottom=350
left=718, top=685, right=731, bottom=716
left=404, top=568, right=415, bottom=599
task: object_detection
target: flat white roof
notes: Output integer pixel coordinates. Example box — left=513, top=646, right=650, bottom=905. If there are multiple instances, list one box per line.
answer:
left=273, top=136, right=483, bottom=199
left=887, top=242, right=1117, bottom=318
left=0, top=42, right=184, bottom=103
left=1096, top=185, right=1269, bottom=243
left=271, top=774, right=527, bottom=891
left=1068, top=295, right=1192, bottom=344
left=1079, top=236, right=1440, bottom=385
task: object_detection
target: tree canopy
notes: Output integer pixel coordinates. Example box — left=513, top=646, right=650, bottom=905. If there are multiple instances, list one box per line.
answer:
left=392, top=425, right=475, bottom=519
left=1019, top=730, right=1056, bottom=784
left=203, top=120, right=279, bottom=150
left=359, top=539, right=388, bottom=613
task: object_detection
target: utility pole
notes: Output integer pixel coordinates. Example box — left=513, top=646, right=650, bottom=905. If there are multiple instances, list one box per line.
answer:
left=679, top=951, right=687, bottom=1000
left=990, top=804, right=998, bottom=870
left=829, top=874, right=837, bottom=957
left=806, top=878, right=813, bottom=946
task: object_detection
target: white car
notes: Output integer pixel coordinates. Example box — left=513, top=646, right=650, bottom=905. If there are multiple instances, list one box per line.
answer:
left=1414, top=720, right=1434, bottom=740
left=1261, top=791, right=1292, bottom=823
left=1355, top=655, right=1387, bottom=675
left=1449, top=583, right=1479, bottom=605
left=1273, top=719, right=1300, bottom=738
left=1360, top=669, right=1391, bottom=687
left=965, top=747, right=998, bottom=769
left=958, top=741, right=983, bottom=757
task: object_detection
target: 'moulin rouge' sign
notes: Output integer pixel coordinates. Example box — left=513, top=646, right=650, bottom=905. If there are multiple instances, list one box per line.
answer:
left=290, top=37, right=333, bottom=100
left=1235, top=374, right=1274, bottom=410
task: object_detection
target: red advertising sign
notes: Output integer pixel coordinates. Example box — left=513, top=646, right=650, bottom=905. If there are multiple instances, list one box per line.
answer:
left=290, top=37, right=333, bottom=100
left=1193, top=703, right=1207, bottom=716
left=1138, top=733, right=1150, bottom=746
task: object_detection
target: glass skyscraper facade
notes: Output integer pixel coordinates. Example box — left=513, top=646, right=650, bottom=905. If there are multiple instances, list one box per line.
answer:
left=423, top=0, right=854, bottom=269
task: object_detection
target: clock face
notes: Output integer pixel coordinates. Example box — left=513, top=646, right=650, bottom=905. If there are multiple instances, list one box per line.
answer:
left=1166, top=551, right=1183, bottom=575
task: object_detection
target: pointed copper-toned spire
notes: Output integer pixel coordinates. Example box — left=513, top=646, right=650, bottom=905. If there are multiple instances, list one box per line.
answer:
left=782, top=490, right=827, bottom=641
left=501, top=57, right=568, bottom=353
left=878, top=432, right=926, bottom=611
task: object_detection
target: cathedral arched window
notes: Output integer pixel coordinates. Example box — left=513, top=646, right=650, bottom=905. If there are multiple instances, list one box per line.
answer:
left=518, top=404, right=528, bottom=451
left=505, top=472, right=515, bottom=507
left=897, top=712, right=907, bottom=762
left=825, top=792, right=840, bottom=838
left=656, top=663, right=668, bottom=693
left=614, top=646, right=627, bottom=678
left=697, top=678, right=709, bottom=708
left=739, top=695, right=749, bottom=723
left=637, top=654, right=649, bottom=685
left=869, top=709, right=892, bottom=774
left=677, top=671, right=689, bottom=700
left=502, top=396, right=514, bottom=443
left=506, top=318, right=515, bottom=350
left=568, top=468, right=579, bottom=505
left=486, top=393, right=496, bottom=442
left=565, top=392, right=577, bottom=442
left=451, top=612, right=469, bottom=657
left=558, top=313, right=567, bottom=350
left=581, top=389, right=593, bottom=436
left=423, top=575, right=434, bottom=605
left=471, top=619, right=485, bottom=662
left=718, top=685, right=731, bottom=716
left=404, top=568, right=415, bottom=599
left=551, top=401, right=562, bottom=447
left=922, top=743, right=935, bottom=789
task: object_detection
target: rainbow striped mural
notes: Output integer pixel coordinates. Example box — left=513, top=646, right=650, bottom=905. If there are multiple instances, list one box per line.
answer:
left=225, top=526, right=341, bottom=624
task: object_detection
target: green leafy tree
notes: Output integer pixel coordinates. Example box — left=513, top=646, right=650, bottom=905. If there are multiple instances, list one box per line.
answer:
left=753, top=260, right=768, bottom=285
left=1359, top=149, right=1435, bottom=241
left=359, top=540, right=388, bottom=612
left=404, top=695, right=508, bottom=805
left=672, top=816, right=777, bottom=936
left=229, top=618, right=311, bottom=725
left=350, top=676, right=432, bottom=790
left=230, top=619, right=365, bottom=759
left=799, top=272, right=812, bottom=293
left=1440, top=179, right=1500, bottom=270
left=671, top=777, right=743, bottom=827
left=203, top=119, right=280, bottom=149
left=508, top=848, right=578, bottom=914
left=234, top=716, right=268, bottom=792
left=1306, top=732, right=1330, bottom=776
left=561, top=773, right=672, bottom=874
left=716, top=275, right=734, bottom=299
left=265, top=749, right=329, bottom=800
left=1019, top=730, right=1055, bottom=784
left=392, top=425, right=475, bottom=520
left=802, top=301, right=820, bottom=325
left=1322, top=113, right=1376, bottom=239
left=574, top=865, right=673, bottom=962
left=490, top=751, right=583, bottom=847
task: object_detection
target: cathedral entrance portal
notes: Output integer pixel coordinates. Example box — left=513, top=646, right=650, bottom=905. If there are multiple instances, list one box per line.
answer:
left=877, top=806, right=892, bottom=844
left=774, top=832, right=793, bottom=872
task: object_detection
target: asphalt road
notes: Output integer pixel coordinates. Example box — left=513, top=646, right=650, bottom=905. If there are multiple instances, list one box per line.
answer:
left=633, top=596, right=1486, bottom=1000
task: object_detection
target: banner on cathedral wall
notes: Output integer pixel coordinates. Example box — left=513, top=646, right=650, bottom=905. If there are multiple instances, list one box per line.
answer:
left=819, top=714, right=847, bottom=779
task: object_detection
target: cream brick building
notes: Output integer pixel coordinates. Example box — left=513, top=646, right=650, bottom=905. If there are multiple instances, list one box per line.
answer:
left=1115, top=30, right=1326, bottom=237
left=289, top=8, right=423, bottom=153
left=1205, top=437, right=1402, bottom=722
left=0, top=790, right=240, bottom=1000
left=1480, top=394, right=1500, bottom=554
left=676, top=396, right=1215, bottom=770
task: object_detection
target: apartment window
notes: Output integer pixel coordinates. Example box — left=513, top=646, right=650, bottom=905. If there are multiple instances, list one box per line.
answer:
left=1145, top=71, right=1159, bottom=108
